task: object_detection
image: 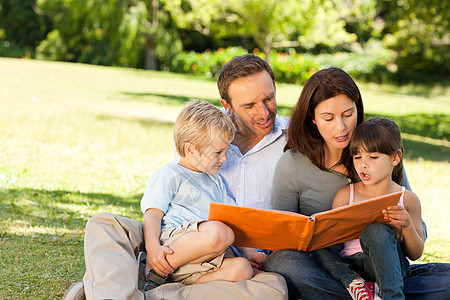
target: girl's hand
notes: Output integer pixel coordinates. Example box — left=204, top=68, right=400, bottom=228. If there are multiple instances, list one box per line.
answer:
left=146, top=245, right=174, bottom=277
left=382, top=205, right=413, bottom=229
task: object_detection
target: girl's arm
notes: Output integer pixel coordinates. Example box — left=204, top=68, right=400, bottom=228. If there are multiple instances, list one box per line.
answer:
left=382, top=190, right=424, bottom=260
left=331, top=185, right=351, bottom=209
left=144, top=208, right=174, bottom=277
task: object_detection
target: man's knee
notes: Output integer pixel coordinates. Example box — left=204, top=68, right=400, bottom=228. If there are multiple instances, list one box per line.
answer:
left=85, top=212, right=116, bottom=232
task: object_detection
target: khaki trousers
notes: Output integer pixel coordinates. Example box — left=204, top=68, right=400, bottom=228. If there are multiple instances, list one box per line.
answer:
left=83, top=212, right=146, bottom=300
left=83, top=212, right=288, bottom=300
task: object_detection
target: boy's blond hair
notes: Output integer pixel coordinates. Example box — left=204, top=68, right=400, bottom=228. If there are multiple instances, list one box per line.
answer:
left=174, top=99, right=236, bottom=157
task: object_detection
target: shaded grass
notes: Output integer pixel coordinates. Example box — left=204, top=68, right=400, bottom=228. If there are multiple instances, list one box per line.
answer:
left=0, top=57, right=449, bottom=299
left=365, top=112, right=449, bottom=143
left=0, top=188, right=143, bottom=299
left=1, top=237, right=84, bottom=299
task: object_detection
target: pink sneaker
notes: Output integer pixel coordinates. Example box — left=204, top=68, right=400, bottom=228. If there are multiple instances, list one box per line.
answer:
left=347, top=278, right=374, bottom=300
left=365, top=282, right=382, bottom=299
left=365, top=281, right=374, bottom=294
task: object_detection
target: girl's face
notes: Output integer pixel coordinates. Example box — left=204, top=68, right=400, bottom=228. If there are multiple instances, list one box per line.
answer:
left=353, top=148, right=400, bottom=185
left=313, top=94, right=358, bottom=152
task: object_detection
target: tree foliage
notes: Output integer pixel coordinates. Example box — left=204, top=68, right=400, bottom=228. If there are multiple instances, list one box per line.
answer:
left=36, top=0, right=138, bottom=65
left=379, top=0, right=449, bottom=81
left=35, top=0, right=181, bottom=69
left=0, top=0, right=447, bottom=81
left=0, top=0, right=46, bottom=48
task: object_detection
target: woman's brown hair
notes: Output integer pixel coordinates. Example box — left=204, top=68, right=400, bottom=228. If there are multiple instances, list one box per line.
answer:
left=285, top=67, right=364, bottom=172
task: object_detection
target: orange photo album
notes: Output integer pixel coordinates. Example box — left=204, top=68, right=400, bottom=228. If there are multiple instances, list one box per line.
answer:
left=208, top=191, right=402, bottom=252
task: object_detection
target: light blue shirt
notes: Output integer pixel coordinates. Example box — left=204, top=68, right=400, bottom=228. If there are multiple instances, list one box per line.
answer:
left=140, top=163, right=236, bottom=229
left=218, top=116, right=289, bottom=209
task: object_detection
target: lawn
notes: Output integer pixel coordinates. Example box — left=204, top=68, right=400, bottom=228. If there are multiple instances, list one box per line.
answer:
left=0, top=57, right=449, bottom=299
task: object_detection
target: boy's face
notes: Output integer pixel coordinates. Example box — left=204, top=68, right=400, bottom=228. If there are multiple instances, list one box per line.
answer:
left=192, top=139, right=230, bottom=175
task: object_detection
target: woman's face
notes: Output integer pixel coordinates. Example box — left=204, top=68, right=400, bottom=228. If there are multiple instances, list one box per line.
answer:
left=313, top=94, right=358, bottom=152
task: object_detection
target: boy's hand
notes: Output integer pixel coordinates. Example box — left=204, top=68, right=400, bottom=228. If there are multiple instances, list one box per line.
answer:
left=146, top=245, right=174, bottom=277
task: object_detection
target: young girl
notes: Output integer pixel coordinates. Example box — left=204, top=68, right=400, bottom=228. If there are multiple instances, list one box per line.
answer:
left=313, top=117, right=424, bottom=300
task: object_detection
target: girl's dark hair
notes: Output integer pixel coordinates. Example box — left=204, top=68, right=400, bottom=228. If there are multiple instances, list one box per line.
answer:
left=349, top=117, right=404, bottom=184
left=285, top=67, right=364, bottom=172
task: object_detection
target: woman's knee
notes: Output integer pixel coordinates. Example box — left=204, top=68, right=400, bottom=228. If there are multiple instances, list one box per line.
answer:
left=264, top=249, right=310, bottom=273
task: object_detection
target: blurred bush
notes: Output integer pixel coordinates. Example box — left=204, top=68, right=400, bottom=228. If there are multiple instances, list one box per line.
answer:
left=168, top=43, right=393, bottom=85
left=167, top=47, right=248, bottom=78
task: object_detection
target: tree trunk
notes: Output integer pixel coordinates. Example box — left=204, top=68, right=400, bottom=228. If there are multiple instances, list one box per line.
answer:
left=144, top=35, right=157, bottom=70
left=144, top=0, right=159, bottom=70
left=264, top=33, right=273, bottom=64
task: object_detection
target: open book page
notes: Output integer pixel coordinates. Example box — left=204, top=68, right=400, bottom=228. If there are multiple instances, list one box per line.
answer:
left=208, top=191, right=402, bottom=252
left=208, top=203, right=314, bottom=251
left=306, top=191, right=402, bottom=251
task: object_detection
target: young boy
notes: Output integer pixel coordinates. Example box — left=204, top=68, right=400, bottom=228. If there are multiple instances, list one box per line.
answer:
left=140, top=100, right=265, bottom=289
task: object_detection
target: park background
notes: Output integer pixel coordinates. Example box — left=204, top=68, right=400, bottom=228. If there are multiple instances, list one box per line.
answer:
left=0, top=0, right=449, bottom=299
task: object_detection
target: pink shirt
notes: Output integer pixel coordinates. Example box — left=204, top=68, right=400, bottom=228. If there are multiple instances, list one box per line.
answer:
left=340, top=184, right=405, bottom=257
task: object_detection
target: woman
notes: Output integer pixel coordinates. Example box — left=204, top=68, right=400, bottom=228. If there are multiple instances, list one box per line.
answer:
left=263, top=67, right=450, bottom=299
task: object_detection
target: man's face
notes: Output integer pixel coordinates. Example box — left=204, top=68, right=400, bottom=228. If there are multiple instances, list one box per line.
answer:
left=221, top=71, right=277, bottom=137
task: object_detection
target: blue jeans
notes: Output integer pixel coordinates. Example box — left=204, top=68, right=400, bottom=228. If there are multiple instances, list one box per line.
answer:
left=312, top=224, right=410, bottom=299
left=311, top=244, right=361, bottom=288
left=264, top=223, right=450, bottom=300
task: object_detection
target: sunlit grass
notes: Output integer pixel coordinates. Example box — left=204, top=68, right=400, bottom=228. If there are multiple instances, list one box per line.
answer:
left=0, top=57, right=449, bottom=299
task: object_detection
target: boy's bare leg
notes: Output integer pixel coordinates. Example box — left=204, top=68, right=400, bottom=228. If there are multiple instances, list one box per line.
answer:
left=194, top=257, right=253, bottom=284
left=164, top=221, right=234, bottom=269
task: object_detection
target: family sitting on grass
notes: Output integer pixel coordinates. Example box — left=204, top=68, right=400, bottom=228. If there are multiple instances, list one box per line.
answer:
left=63, top=55, right=450, bottom=300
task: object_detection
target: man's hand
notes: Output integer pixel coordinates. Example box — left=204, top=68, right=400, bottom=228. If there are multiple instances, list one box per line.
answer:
left=247, top=251, right=268, bottom=270
left=237, top=246, right=268, bottom=269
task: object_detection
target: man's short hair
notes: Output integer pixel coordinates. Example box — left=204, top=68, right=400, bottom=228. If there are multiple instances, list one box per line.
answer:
left=217, top=54, right=275, bottom=105
left=174, top=99, right=236, bottom=157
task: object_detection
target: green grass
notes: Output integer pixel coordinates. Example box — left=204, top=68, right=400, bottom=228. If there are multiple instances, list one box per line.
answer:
left=0, top=57, right=449, bottom=299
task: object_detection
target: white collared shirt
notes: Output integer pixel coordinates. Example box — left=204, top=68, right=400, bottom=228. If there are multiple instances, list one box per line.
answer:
left=218, top=116, right=289, bottom=209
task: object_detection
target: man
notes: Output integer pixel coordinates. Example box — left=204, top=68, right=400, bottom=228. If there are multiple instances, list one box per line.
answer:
left=62, top=54, right=289, bottom=300
left=217, top=54, right=289, bottom=209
